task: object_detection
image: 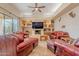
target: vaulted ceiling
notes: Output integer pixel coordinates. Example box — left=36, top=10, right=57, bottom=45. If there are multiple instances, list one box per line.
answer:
left=0, top=3, right=72, bottom=19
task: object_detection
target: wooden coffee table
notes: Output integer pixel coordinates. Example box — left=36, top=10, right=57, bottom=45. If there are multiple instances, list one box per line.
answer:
left=40, top=35, right=49, bottom=41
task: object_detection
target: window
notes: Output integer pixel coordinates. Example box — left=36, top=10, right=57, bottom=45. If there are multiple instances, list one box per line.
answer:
left=0, top=14, right=20, bottom=35
left=0, top=14, right=4, bottom=35
left=13, top=18, right=19, bottom=32
left=4, top=16, right=12, bottom=34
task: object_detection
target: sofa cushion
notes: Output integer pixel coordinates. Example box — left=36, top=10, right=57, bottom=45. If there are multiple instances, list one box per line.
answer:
left=17, top=41, right=32, bottom=53
left=24, top=37, right=37, bottom=43
left=17, top=42, right=27, bottom=49
left=17, top=40, right=32, bottom=50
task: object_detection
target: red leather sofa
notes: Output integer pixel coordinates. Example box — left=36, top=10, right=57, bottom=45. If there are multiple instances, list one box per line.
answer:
left=0, top=35, right=17, bottom=56
left=0, top=32, right=38, bottom=56
left=47, top=31, right=79, bottom=56
left=49, top=31, right=69, bottom=39
left=12, top=32, right=38, bottom=56
left=48, top=31, right=69, bottom=53
left=47, top=39, right=79, bottom=56
left=54, top=39, right=79, bottom=56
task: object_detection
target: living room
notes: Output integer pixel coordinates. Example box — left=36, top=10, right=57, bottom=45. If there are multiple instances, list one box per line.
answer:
left=0, top=3, right=79, bottom=57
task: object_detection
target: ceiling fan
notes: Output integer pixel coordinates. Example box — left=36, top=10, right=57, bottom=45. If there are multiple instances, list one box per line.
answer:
left=28, top=3, right=45, bottom=12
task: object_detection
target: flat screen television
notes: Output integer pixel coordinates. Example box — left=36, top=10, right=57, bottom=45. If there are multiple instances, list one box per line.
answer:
left=32, top=22, right=43, bottom=29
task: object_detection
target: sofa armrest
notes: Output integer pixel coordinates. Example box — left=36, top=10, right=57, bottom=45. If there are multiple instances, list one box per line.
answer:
left=54, top=40, right=79, bottom=56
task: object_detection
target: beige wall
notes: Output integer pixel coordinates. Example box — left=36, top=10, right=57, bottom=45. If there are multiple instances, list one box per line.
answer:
left=54, top=6, right=79, bottom=39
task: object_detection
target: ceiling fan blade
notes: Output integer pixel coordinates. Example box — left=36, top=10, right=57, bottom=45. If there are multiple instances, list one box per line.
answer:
left=38, top=9, right=42, bottom=12
left=32, top=9, right=35, bottom=12
left=35, top=3, right=38, bottom=7
left=38, top=6, right=45, bottom=8
left=28, top=6, right=35, bottom=8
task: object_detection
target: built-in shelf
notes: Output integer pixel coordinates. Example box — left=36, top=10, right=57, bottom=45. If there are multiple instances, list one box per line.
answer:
left=43, top=20, right=54, bottom=35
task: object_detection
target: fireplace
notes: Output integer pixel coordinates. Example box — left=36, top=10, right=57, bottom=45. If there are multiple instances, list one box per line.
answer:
left=35, top=30, right=41, bottom=34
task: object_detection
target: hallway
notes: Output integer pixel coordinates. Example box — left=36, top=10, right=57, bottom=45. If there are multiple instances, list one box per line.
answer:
left=29, top=41, right=55, bottom=56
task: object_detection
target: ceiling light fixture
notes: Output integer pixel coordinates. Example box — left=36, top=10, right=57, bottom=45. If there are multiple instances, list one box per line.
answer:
left=28, top=3, right=45, bottom=12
